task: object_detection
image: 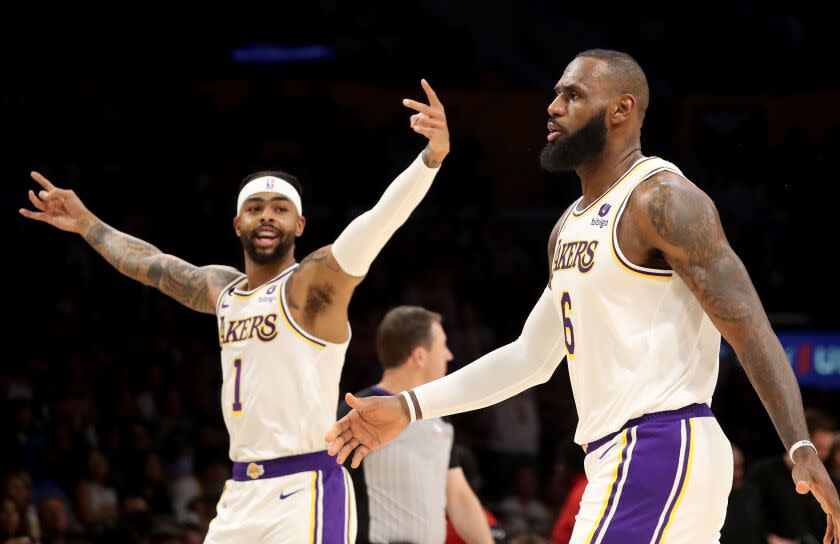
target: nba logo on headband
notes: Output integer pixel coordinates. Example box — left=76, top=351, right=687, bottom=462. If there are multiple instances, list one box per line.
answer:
left=237, top=176, right=303, bottom=216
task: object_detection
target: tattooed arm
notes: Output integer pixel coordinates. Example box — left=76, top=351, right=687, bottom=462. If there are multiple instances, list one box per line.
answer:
left=631, top=171, right=840, bottom=536
left=20, top=172, right=240, bottom=314
left=81, top=221, right=240, bottom=313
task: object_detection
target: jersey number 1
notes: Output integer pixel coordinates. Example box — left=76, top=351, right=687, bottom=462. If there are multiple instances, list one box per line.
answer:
left=232, top=358, right=243, bottom=415
left=561, top=292, right=575, bottom=359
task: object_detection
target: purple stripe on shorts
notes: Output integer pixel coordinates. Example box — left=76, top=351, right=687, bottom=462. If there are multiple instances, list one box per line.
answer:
left=320, top=466, right=348, bottom=544
left=599, top=419, right=686, bottom=543
left=653, top=420, right=693, bottom=543
left=590, top=430, right=633, bottom=543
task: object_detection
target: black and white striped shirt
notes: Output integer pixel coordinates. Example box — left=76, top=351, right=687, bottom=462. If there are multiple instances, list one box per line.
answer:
left=339, top=386, right=459, bottom=544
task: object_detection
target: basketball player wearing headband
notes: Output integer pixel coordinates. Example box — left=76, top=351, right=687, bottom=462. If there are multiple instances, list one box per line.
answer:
left=20, top=79, right=449, bottom=543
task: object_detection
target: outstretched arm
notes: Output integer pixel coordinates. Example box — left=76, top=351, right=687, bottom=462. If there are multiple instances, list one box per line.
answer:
left=286, top=80, right=450, bottom=340
left=325, top=220, right=567, bottom=466
left=634, top=171, right=840, bottom=539
left=20, top=172, right=240, bottom=314
left=292, top=79, right=448, bottom=285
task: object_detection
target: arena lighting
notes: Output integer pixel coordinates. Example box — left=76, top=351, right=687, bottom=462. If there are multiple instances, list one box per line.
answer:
left=231, top=44, right=335, bottom=64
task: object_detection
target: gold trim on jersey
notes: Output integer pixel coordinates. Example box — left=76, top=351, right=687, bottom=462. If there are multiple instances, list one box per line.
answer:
left=279, top=281, right=328, bottom=349
left=571, top=157, right=659, bottom=219
left=551, top=203, right=577, bottom=270
left=310, top=470, right=318, bottom=544
left=229, top=264, right=298, bottom=298
left=609, top=168, right=676, bottom=280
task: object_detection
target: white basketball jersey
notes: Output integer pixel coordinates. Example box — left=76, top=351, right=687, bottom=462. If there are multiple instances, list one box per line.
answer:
left=549, top=156, right=721, bottom=445
left=215, top=263, right=350, bottom=462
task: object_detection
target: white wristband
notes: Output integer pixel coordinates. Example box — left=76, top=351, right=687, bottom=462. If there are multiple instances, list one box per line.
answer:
left=401, top=391, right=416, bottom=423
left=789, top=439, right=818, bottom=463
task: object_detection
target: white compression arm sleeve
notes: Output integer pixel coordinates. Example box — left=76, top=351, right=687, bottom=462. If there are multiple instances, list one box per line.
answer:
left=412, top=288, right=566, bottom=420
left=331, top=152, right=440, bottom=276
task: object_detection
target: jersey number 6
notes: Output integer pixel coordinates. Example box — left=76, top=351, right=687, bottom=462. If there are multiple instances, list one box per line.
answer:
left=561, top=291, right=575, bottom=359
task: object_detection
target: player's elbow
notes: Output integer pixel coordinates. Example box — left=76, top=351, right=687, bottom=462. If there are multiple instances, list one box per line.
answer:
left=518, top=338, right=563, bottom=386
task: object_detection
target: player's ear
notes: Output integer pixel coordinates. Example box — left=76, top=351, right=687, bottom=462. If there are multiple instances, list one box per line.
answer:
left=612, top=94, right=636, bottom=125
left=233, top=215, right=241, bottom=237
left=295, top=215, right=306, bottom=237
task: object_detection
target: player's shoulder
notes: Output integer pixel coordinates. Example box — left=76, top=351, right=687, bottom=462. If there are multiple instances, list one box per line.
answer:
left=629, top=169, right=719, bottom=240
left=633, top=169, right=710, bottom=209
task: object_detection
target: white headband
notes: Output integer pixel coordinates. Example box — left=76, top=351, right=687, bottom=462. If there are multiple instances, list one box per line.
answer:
left=237, top=176, right=303, bottom=216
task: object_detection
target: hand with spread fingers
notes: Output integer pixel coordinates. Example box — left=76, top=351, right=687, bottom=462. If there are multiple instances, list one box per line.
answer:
left=19, top=172, right=97, bottom=235
left=325, top=392, right=409, bottom=468
left=403, top=78, right=450, bottom=167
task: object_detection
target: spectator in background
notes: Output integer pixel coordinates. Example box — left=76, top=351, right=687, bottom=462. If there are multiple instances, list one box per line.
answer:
left=550, top=441, right=586, bottom=544
left=497, top=464, right=552, bottom=538
left=748, top=408, right=834, bottom=542
left=180, top=521, right=204, bottom=544
left=829, top=434, right=840, bottom=491
left=39, top=494, right=88, bottom=544
left=130, top=453, right=172, bottom=516
left=1, top=496, right=31, bottom=544
left=74, top=449, right=118, bottom=532
left=484, top=391, right=541, bottom=501
left=100, top=495, right=151, bottom=544
left=720, top=444, right=765, bottom=544
left=3, top=473, right=39, bottom=541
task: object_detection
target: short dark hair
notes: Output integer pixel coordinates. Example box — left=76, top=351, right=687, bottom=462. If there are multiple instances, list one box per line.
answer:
left=376, top=306, right=442, bottom=370
left=575, top=49, right=649, bottom=116
left=239, top=170, right=304, bottom=199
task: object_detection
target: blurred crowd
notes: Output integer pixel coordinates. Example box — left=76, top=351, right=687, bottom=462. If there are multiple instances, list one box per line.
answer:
left=3, top=7, right=839, bottom=542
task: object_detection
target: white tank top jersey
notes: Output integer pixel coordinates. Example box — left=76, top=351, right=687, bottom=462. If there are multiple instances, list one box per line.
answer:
left=215, top=263, right=350, bottom=462
left=549, top=156, right=722, bottom=445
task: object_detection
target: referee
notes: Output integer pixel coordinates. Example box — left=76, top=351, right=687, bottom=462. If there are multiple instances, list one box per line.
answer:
left=339, top=306, right=493, bottom=544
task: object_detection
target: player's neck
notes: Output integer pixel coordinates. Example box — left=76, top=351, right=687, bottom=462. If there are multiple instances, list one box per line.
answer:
left=575, top=144, right=643, bottom=209
left=243, top=253, right=297, bottom=291
left=377, top=371, right=424, bottom=395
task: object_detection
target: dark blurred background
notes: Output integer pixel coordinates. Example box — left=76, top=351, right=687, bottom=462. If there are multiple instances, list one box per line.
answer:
left=2, top=4, right=839, bottom=543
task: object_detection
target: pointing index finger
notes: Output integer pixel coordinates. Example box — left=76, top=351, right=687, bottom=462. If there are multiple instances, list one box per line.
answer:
left=30, top=171, right=56, bottom=191
left=421, top=79, right=443, bottom=109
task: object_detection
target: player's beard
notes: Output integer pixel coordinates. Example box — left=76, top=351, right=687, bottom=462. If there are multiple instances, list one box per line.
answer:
left=540, top=108, right=608, bottom=173
left=240, top=229, right=295, bottom=265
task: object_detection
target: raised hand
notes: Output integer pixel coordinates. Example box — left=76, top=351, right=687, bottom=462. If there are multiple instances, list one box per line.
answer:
left=403, top=79, right=450, bottom=166
left=325, top=393, right=410, bottom=468
left=19, top=172, right=96, bottom=235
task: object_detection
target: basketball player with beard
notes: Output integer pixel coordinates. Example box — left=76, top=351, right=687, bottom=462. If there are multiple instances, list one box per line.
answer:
left=21, top=80, right=450, bottom=543
left=325, top=50, right=840, bottom=543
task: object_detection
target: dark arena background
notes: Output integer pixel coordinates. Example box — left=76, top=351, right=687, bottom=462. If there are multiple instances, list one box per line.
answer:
left=2, top=5, right=839, bottom=544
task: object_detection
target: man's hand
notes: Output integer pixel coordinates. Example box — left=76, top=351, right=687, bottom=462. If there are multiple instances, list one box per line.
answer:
left=19, top=171, right=97, bottom=236
left=791, top=448, right=840, bottom=543
left=325, top=393, right=410, bottom=468
left=403, top=79, right=450, bottom=166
